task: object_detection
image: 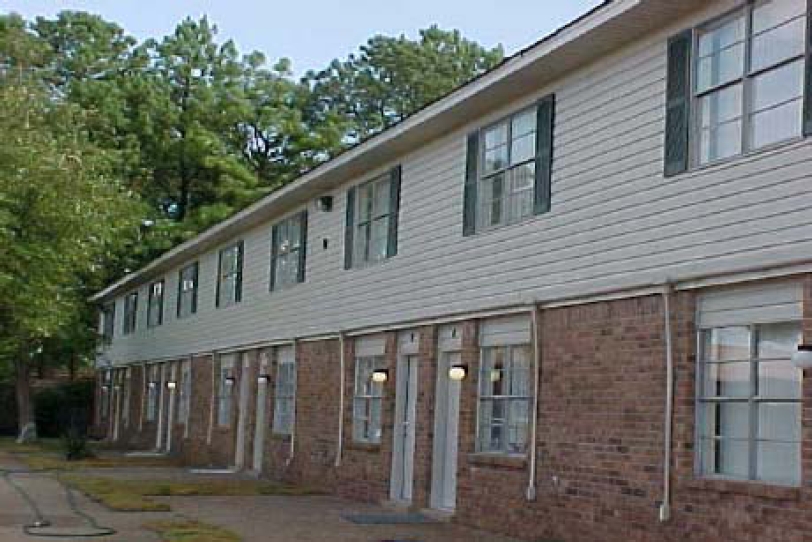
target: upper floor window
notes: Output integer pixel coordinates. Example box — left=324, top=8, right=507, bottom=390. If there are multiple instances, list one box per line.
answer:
left=665, top=0, right=809, bottom=175
left=147, top=280, right=164, bottom=328
left=695, top=0, right=807, bottom=165
left=122, top=292, right=138, bottom=335
left=177, top=262, right=199, bottom=319
left=270, top=211, right=307, bottom=291
left=697, top=323, right=802, bottom=485
left=100, top=302, right=115, bottom=346
left=344, top=166, right=401, bottom=269
left=216, top=242, right=243, bottom=308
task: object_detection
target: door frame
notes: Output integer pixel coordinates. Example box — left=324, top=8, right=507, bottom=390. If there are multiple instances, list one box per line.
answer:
left=430, top=350, right=462, bottom=511
left=390, top=354, right=419, bottom=502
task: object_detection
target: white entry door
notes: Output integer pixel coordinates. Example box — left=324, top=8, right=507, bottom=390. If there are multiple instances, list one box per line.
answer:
left=390, top=355, right=418, bottom=502
left=430, top=351, right=461, bottom=511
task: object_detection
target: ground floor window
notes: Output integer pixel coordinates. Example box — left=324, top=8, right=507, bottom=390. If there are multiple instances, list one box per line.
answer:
left=217, top=357, right=235, bottom=427
left=697, top=322, right=802, bottom=486
left=273, top=348, right=296, bottom=435
left=353, top=356, right=385, bottom=444
left=477, top=345, right=531, bottom=455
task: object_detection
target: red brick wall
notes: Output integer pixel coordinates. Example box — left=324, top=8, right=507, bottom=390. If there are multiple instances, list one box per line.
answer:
left=96, top=278, right=812, bottom=542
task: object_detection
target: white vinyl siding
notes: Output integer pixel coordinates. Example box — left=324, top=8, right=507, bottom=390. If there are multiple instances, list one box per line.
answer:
left=693, top=0, right=806, bottom=166
left=100, top=2, right=812, bottom=369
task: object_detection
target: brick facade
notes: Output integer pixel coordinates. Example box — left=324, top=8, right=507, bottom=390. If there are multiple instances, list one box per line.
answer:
left=96, top=278, right=812, bottom=541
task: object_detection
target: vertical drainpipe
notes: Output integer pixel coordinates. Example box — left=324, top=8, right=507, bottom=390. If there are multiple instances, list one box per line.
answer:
left=286, top=339, right=298, bottom=466
left=335, top=332, right=346, bottom=468
left=526, top=303, right=541, bottom=502
left=659, top=284, right=675, bottom=523
left=155, top=363, right=166, bottom=451
left=166, top=363, right=177, bottom=454
left=139, top=363, right=147, bottom=432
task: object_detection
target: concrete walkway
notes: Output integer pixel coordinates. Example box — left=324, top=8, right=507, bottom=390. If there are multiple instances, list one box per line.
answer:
left=0, top=450, right=519, bottom=541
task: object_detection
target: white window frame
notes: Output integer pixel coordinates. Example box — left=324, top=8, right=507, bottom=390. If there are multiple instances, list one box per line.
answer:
left=271, top=214, right=304, bottom=291
left=691, top=0, right=807, bottom=167
left=352, top=356, right=385, bottom=444
left=696, top=321, right=802, bottom=486
left=217, top=357, right=235, bottom=427
left=476, top=106, right=538, bottom=232
left=272, top=349, right=296, bottom=435
left=352, top=174, right=391, bottom=267
left=177, top=263, right=198, bottom=319
left=122, top=292, right=138, bottom=335
left=475, top=344, right=532, bottom=455
left=217, top=243, right=242, bottom=308
left=147, top=280, right=164, bottom=328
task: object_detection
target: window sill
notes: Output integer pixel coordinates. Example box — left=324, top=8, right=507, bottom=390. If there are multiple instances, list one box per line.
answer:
left=673, top=136, right=808, bottom=179
left=345, top=441, right=382, bottom=453
left=685, top=477, right=801, bottom=501
left=467, top=453, right=527, bottom=470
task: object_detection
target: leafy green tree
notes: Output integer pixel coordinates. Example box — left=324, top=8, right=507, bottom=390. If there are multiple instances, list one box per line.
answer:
left=0, top=42, right=142, bottom=438
left=307, top=26, right=503, bottom=142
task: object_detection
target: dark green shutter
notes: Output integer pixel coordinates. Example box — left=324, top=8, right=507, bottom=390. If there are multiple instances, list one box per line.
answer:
left=297, top=210, right=308, bottom=283
left=387, top=165, right=402, bottom=258
left=176, top=270, right=183, bottom=318
left=191, top=263, right=198, bottom=314
left=215, top=250, right=223, bottom=308
left=344, top=187, right=356, bottom=269
left=804, top=0, right=812, bottom=136
left=534, top=94, right=555, bottom=215
left=462, top=132, right=479, bottom=236
left=235, top=241, right=244, bottom=303
left=269, top=225, right=280, bottom=291
left=664, top=30, right=693, bottom=177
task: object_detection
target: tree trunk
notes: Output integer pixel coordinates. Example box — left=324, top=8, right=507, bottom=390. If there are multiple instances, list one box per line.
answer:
left=15, top=358, right=36, bottom=443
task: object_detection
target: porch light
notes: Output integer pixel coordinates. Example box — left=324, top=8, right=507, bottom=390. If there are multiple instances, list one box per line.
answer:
left=791, top=345, right=812, bottom=369
left=148, top=381, right=157, bottom=389
left=166, top=381, right=177, bottom=390
left=372, top=369, right=389, bottom=384
left=101, top=385, right=110, bottom=392
left=449, top=364, right=468, bottom=381
left=257, top=374, right=271, bottom=385
left=113, top=385, right=121, bottom=391
left=224, top=376, right=236, bottom=387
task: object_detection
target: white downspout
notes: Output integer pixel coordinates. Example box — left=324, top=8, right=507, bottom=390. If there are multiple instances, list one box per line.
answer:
left=659, top=284, right=675, bottom=523
left=155, top=364, right=166, bottom=451
left=335, top=332, right=346, bottom=468
left=166, top=363, right=177, bottom=454
left=207, top=353, right=217, bottom=446
left=526, top=304, right=540, bottom=501
left=286, top=339, right=298, bottom=466
left=139, top=363, right=147, bottom=432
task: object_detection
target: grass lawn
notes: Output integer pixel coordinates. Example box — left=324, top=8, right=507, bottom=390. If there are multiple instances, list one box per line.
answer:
left=144, top=520, right=240, bottom=542
left=62, top=475, right=321, bottom=512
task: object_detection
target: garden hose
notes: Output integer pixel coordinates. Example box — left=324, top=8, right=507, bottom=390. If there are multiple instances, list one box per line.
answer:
left=1, top=468, right=117, bottom=538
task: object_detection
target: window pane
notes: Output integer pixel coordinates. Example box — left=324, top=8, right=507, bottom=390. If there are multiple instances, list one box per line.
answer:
left=357, top=184, right=373, bottom=222
left=703, top=327, right=751, bottom=362
left=507, top=163, right=535, bottom=223
left=701, top=401, right=750, bottom=439
left=478, top=174, right=504, bottom=229
left=758, top=360, right=800, bottom=399
left=751, top=99, right=803, bottom=149
left=715, top=439, right=751, bottom=478
left=757, top=440, right=800, bottom=485
left=373, top=178, right=390, bottom=218
left=703, top=361, right=751, bottom=398
left=751, top=17, right=806, bottom=72
left=484, top=122, right=508, bottom=149
left=758, top=323, right=802, bottom=359
left=507, top=399, right=529, bottom=453
left=757, top=402, right=800, bottom=441
left=370, top=217, right=389, bottom=262
left=696, top=16, right=745, bottom=92
left=697, top=85, right=743, bottom=164
left=370, top=397, right=382, bottom=443
left=509, top=347, right=530, bottom=396
left=484, top=145, right=509, bottom=175
left=511, top=134, right=536, bottom=165
left=752, top=0, right=806, bottom=34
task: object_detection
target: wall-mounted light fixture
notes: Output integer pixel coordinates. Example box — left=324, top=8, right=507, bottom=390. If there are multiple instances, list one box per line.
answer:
left=101, top=385, right=110, bottom=392
left=224, top=376, right=236, bottom=387
left=490, top=369, right=502, bottom=383
left=792, top=345, right=812, bottom=369
left=148, top=382, right=157, bottom=389
left=316, top=195, right=334, bottom=212
left=449, top=364, right=468, bottom=382
left=257, top=374, right=271, bottom=385
left=166, top=381, right=177, bottom=390
left=113, top=385, right=121, bottom=391
left=372, top=369, right=389, bottom=384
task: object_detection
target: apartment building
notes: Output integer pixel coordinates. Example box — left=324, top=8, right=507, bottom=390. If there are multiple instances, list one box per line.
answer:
left=92, top=0, right=812, bottom=540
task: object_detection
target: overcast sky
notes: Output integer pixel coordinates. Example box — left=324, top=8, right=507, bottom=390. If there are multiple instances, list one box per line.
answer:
left=2, top=1, right=603, bottom=75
